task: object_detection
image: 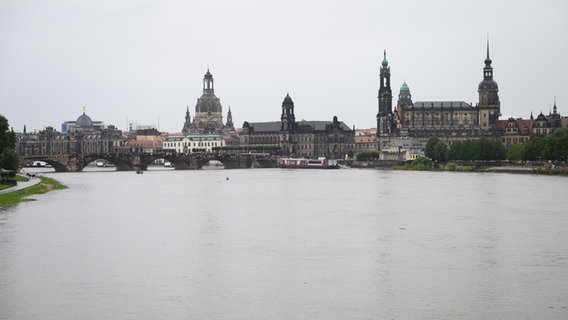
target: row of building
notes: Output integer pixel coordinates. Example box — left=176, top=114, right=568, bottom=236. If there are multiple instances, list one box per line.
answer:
left=16, top=41, right=567, bottom=161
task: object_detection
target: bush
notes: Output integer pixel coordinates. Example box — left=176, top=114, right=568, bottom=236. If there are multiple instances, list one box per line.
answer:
left=411, top=156, right=432, bottom=170
left=355, top=150, right=380, bottom=161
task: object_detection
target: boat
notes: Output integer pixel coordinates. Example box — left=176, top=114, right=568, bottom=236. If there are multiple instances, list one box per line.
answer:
left=202, top=160, right=224, bottom=170
left=281, top=157, right=339, bottom=169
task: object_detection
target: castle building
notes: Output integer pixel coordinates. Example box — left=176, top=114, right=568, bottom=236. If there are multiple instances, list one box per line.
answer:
left=182, top=69, right=235, bottom=135
left=240, top=94, right=355, bottom=159
left=377, top=41, right=565, bottom=151
left=376, top=41, right=505, bottom=148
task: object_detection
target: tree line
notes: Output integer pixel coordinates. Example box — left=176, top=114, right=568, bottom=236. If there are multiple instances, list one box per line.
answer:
left=0, top=115, right=19, bottom=173
left=425, top=136, right=506, bottom=162
left=506, top=128, right=568, bottom=162
left=425, top=130, right=568, bottom=163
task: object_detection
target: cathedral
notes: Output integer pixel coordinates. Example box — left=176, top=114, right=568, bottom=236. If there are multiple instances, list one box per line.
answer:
left=182, top=69, right=235, bottom=135
left=377, top=41, right=502, bottom=145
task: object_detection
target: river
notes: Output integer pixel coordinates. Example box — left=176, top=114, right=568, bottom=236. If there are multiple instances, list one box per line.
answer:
left=1, top=168, right=567, bottom=319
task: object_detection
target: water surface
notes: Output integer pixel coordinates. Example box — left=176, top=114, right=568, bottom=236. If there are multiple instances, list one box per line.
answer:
left=1, top=169, right=567, bottom=319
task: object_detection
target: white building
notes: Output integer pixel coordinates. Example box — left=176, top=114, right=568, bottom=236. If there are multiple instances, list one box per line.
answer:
left=163, top=135, right=224, bottom=154
left=379, top=137, right=424, bottom=161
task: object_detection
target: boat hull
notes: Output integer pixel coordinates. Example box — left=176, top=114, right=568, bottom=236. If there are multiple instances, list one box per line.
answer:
left=280, top=158, right=339, bottom=169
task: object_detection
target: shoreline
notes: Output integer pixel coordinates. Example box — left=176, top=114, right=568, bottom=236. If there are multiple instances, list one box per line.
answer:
left=0, top=175, right=67, bottom=207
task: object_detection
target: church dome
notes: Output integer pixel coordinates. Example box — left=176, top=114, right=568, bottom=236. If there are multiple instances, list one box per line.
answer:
left=76, top=112, right=93, bottom=128
left=400, top=81, right=410, bottom=92
left=478, top=79, right=499, bottom=91
left=283, top=93, right=294, bottom=105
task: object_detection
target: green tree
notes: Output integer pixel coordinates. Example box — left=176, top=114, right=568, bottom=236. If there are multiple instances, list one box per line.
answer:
left=355, top=150, right=380, bottom=161
left=523, top=134, right=545, bottom=161
left=552, top=128, right=568, bottom=161
left=449, top=138, right=505, bottom=161
left=0, top=148, right=19, bottom=172
left=411, top=156, right=432, bottom=170
left=0, top=115, right=18, bottom=171
left=424, top=136, right=448, bottom=161
left=0, top=115, right=16, bottom=151
left=448, top=140, right=464, bottom=160
left=506, top=143, right=525, bottom=161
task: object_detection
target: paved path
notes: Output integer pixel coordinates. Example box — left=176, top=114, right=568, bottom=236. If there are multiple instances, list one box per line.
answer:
left=0, top=175, right=42, bottom=195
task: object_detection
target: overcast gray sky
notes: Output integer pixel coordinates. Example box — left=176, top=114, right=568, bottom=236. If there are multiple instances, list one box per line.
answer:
left=1, top=0, right=567, bottom=133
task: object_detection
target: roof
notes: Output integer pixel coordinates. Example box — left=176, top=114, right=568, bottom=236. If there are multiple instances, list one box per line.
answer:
left=187, top=135, right=222, bottom=141
left=164, top=136, right=185, bottom=142
left=125, top=140, right=162, bottom=148
left=136, top=128, right=161, bottom=136
left=248, top=120, right=352, bottom=133
left=354, top=136, right=376, bottom=143
left=76, top=112, right=93, bottom=128
left=410, top=101, right=473, bottom=109
left=497, top=118, right=534, bottom=133
left=248, top=121, right=281, bottom=132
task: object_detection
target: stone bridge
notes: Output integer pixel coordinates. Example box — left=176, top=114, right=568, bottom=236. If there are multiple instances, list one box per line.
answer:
left=19, top=152, right=279, bottom=172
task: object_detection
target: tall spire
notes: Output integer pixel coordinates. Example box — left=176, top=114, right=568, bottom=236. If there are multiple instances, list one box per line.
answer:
left=483, top=35, right=494, bottom=80
left=382, top=49, right=388, bottom=67
left=485, top=34, right=492, bottom=66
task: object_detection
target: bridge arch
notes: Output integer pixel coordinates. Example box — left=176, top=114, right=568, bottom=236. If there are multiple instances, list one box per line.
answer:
left=20, top=157, right=67, bottom=172
left=81, top=155, right=134, bottom=171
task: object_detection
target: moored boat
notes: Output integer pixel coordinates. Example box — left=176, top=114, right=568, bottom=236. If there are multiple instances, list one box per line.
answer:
left=281, top=157, right=339, bottom=169
left=202, top=160, right=225, bottom=170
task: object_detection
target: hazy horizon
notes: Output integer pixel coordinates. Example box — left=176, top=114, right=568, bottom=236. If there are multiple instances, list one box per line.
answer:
left=2, top=0, right=567, bottom=133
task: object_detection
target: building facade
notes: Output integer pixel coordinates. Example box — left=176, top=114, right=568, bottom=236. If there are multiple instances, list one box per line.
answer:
left=497, top=100, right=566, bottom=149
left=240, top=94, right=355, bottom=159
left=18, top=111, right=125, bottom=156
left=163, top=134, right=224, bottom=154
left=375, top=41, right=555, bottom=150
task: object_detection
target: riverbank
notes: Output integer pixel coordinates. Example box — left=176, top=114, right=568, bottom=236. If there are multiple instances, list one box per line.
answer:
left=395, top=163, right=568, bottom=175
left=0, top=175, right=67, bottom=207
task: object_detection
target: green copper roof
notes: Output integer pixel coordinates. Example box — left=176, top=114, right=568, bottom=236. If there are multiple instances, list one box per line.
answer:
left=382, top=50, right=388, bottom=67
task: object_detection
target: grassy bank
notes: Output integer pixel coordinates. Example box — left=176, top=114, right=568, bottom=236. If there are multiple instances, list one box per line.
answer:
left=0, top=176, right=68, bottom=207
left=393, top=157, right=479, bottom=172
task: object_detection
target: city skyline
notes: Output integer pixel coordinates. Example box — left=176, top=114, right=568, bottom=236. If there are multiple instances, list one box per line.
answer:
left=1, top=0, right=567, bottom=133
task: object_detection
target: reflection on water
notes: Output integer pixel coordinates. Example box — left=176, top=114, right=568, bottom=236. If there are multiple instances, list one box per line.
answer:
left=1, top=169, right=567, bottom=319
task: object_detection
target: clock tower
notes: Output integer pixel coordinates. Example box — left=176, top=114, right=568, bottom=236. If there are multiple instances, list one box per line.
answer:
left=477, top=39, right=500, bottom=131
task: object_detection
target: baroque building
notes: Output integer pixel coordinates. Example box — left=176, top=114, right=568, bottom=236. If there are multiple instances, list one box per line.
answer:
left=182, top=69, right=235, bottom=135
left=17, top=110, right=124, bottom=157
left=163, top=134, right=224, bottom=154
left=240, top=94, right=355, bottom=159
left=376, top=41, right=504, bottom=148
left=497, top=99, right=566, bottom=149
left=376, top=41, right=565, bottom=152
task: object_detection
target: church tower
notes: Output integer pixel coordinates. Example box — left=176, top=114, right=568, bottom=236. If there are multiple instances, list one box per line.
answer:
left=280, top=93, right=296, bottom=131
left=182, top=106, right=193, bottom=135
left=478, top=39, right=500, bottom=130
left=377, top=50, right=394, bottom=137
left=224, top=107, right=235, bottom=132
left=397, top=81, right=413, bottom=109
left=191, top=68, right=225, bottom=134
